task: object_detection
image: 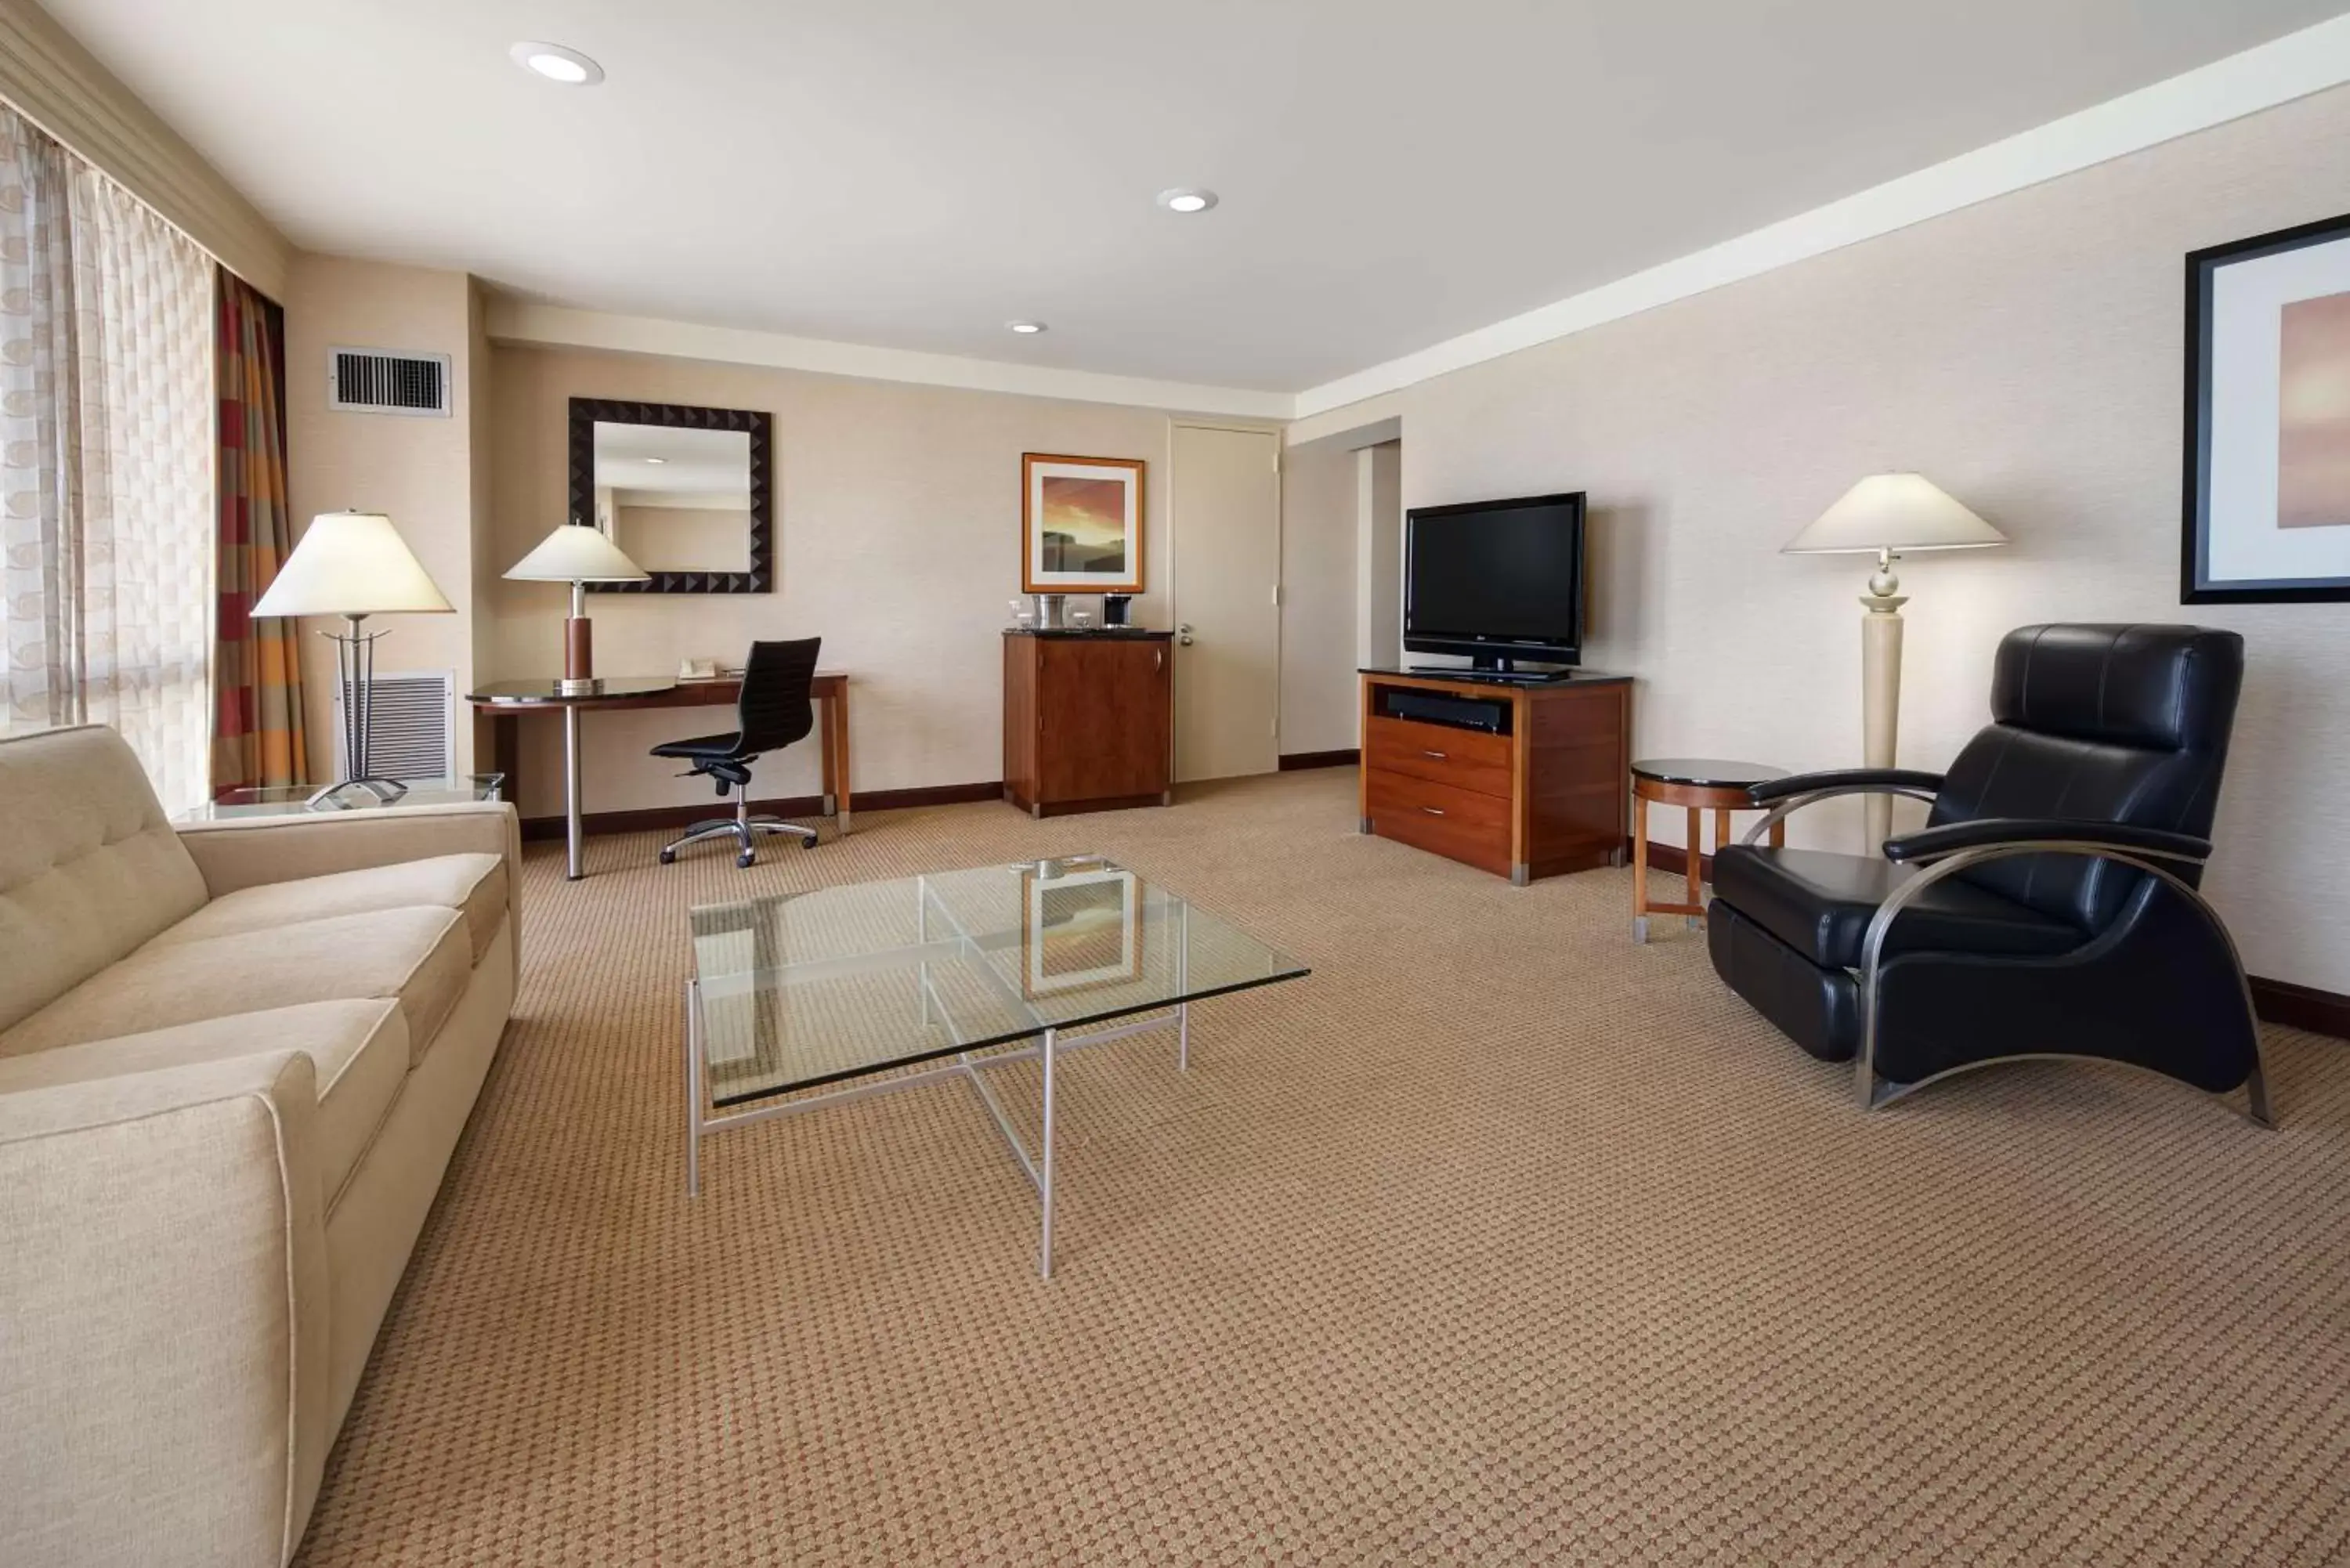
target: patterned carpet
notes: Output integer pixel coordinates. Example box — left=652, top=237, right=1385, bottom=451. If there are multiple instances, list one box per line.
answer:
left=294, top=771, right=2350, bottom=1566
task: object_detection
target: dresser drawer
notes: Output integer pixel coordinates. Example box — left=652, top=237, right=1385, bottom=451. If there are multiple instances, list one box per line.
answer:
left=1365, top=714, right=1512, bottom=797
left=1365, top=768, right=1512, bottom=876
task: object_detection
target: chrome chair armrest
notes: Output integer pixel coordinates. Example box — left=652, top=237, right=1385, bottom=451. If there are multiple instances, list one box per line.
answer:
left=1853, top=840, right=2268, bottom=1124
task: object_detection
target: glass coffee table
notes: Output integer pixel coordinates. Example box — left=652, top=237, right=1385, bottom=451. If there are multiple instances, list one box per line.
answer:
left=685, top=854, right=1307, bottom=1276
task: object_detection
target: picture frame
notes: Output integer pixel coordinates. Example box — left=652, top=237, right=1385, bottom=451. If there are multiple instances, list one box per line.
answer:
left=1018, top=862, right=1144, bottom=999
left=2182, top=210, right=2350, bottom=603
left=1022, top=453, right=1145, bottom=594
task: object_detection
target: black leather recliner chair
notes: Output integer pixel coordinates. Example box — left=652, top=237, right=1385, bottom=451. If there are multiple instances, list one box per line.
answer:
left=1706, top=623, right=2270, bottom=1123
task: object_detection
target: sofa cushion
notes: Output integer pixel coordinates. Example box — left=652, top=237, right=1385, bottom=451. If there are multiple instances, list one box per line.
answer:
left=0, top=906, right=470, bottom=1067
left=0, top=727, right=209, bottom=1035
left=152, top=853, right=507, bottom=966
left=0, top=999, right=410, bottom=1210
left=1711, top=844, right=2084, bottom=970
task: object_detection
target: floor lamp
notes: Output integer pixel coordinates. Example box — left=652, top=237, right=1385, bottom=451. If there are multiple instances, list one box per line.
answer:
left=251, top=511, right=455, bottom=805
left=1782, top=474, right=2006, bottom=849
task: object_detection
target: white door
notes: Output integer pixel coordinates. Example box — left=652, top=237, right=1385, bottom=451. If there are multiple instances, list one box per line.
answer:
left=1171, top=423, right=1282, bottom=782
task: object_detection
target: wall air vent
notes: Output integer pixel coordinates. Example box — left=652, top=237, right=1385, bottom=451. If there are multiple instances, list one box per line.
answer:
left=333, top=670, right=456, bottom=781
left=329, top=346, right=452, bottom=416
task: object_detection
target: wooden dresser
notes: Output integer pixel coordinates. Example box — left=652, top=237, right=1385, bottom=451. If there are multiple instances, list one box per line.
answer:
left=1358, top=668, right=1632, bottom=884
left=1003, top=630, right=1174, bottom=817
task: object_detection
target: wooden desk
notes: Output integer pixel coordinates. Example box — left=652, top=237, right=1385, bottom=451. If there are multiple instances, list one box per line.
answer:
left=468, top=673, right=850, bottom=880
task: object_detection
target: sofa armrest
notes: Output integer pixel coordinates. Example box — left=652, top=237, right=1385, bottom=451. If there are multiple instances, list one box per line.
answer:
left=0, top=1050, right=331, bottom=1567
left=178, top=802, right=522, bottom=986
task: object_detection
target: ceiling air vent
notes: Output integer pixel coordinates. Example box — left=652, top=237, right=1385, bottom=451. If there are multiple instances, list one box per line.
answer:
left=329, top=346, right=452, bottom=417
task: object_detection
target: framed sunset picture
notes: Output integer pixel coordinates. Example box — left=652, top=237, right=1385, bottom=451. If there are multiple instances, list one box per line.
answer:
left=1022, top=453, right=1145, bottom=594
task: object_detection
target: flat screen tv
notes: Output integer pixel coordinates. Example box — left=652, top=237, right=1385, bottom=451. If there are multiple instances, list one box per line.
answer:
left=1403, top=491, right=1586, bottom=670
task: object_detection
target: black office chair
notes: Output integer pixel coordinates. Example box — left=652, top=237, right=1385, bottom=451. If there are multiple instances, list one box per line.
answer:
left=652, top=638, right=822, bottom=869
left=1705, top=624, right=2270, bottom=1123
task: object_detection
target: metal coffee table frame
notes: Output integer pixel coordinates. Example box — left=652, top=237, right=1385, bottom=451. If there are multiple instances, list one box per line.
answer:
left=685, top=870, right=1300, bottom=1278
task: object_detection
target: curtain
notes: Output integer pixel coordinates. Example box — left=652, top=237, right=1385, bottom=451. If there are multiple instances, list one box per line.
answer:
left=0, top=102, right=215, bottom=815
left=212, top=267, right=305, bottom=791
left=0, top=107, right=78, bottom=733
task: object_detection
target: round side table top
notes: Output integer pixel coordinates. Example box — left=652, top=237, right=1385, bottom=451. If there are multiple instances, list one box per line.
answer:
left=1630, top=757, right=1788, bottom=790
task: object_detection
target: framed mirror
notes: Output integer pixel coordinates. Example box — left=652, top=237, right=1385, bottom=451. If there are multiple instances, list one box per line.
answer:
left=568, top=397, right=772, bottom=593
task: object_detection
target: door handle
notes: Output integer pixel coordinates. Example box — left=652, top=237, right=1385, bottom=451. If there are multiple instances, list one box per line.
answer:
left=1421, top=806, right=1446, bottom=817
left=1155, top=647, right=1163, bottom=671
left=1422, top=749, right=1448, bottom=760
left=1177, top=623, right=1195, bottom=647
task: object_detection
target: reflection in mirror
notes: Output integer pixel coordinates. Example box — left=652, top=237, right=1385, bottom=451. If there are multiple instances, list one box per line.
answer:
left=591, top=423, right=753, bottom=574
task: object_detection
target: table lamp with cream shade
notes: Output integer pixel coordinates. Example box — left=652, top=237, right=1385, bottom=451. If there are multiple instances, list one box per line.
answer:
left=249, top=510, right=455, bottom=806
left=1783, top=474, right=2008, bottom=848
left=504, top=521, right=649, bottom=695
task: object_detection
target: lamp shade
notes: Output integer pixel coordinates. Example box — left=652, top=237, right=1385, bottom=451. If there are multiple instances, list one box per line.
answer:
left=1783, top=473, right=2006, bottom=554
left=251, top=511, right=454, bottom=616
left=505, top=522, right=650, bottom=583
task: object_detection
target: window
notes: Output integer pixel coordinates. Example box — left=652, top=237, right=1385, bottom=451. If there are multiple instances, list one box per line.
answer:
left=0, top=103, right=213, bottom=811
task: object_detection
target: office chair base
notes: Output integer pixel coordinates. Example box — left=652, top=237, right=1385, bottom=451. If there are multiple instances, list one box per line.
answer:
left=659, top=815, right=819, bottom=867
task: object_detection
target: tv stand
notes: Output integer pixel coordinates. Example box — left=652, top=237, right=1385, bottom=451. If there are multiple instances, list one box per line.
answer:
left=1358, top=667, right=1632, bottom=884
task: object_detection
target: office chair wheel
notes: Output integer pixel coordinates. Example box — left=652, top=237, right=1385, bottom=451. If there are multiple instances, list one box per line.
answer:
left=736, top=851, right=756, bottom=869
left=658, top=848, right=676, bottom=865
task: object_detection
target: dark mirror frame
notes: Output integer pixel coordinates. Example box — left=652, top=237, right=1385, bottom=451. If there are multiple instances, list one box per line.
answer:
left=569, top=396, right=772, bottom=594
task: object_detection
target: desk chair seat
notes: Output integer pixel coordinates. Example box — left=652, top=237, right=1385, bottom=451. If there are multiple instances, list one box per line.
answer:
left=652, top=638, right=822, bottom=869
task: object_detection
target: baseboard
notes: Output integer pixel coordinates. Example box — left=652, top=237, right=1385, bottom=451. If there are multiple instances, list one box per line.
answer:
left=1279, top=749, right=1361, bottom=771
left=1640, top=840, right=1714, bottom=881
left=519, top=779, right=1003, bottom=841
left=1636, top=837, right=2350, bottom=1042
left=2247, top=975, right=2350, bottom=1041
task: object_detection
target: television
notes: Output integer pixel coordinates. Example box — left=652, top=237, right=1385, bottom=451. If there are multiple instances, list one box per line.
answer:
left=1403, top=491, right=1587, bottom=671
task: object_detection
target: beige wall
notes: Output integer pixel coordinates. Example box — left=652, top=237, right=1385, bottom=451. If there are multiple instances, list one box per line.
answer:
left=284, top=255, right=484, bottom=779
left=1347, top=84, right=2350, bottom=992
left=487, top=346, right=1198, bottom=818
left=1278, top=438, right=1358, bottom=754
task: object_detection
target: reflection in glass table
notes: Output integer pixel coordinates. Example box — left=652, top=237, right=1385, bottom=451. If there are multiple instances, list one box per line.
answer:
left=685, top=854, right=1308, bottom=1277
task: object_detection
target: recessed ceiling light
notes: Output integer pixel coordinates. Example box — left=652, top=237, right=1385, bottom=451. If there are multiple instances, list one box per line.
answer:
left=511, top=42, right=604, bottom=85
left=1007, top=320, right=1047, bottom=334
left=642, top=457, right=667, bottom=465
left=1157, top=187, right=1217, bottom=214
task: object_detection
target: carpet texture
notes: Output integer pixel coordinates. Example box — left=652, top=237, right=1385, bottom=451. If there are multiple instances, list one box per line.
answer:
left=295, top=771, right=2350, bottom=1566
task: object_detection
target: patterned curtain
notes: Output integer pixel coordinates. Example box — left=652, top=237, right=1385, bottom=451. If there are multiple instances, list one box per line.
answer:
left=0, top=100, right=215, bottom=814
left=65, top=164, right=213, bottom=814
left=212, top=268, right=305, bottom=790
left=0, top=107, right=78, bottom=735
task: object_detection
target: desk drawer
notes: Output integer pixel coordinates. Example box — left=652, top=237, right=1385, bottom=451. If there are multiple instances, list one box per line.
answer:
left=1366, top=768, right=1512, bottom=876
left=1365, top=715, right=1512, bottom=797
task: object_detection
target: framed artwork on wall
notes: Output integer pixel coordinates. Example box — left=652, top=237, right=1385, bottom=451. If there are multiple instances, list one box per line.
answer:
left=1022, top=453, right=1145, bottom=594
left=2183, top=210, right=2350, bottom=602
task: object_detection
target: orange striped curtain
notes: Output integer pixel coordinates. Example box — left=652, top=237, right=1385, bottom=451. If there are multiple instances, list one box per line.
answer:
left=211, top=268, right=307, bottom=791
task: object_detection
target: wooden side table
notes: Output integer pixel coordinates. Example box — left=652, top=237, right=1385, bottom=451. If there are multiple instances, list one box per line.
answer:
left=1631, top=757, right=1787, bottom=943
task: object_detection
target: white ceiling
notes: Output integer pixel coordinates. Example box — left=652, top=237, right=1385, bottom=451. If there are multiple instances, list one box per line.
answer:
left=591, top=423, right=749, bottom=503
left=42, top=0, right=2350, bottom=395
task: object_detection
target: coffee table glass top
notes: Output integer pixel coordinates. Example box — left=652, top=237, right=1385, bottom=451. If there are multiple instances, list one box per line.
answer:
left=689, top=855, right=1307, bottom=1109
left=181, top=775, right=505, bottom=821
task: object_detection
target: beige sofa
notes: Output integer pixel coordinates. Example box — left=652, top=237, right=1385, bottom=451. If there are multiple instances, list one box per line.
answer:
left=0, top=725, right=519, bottom=1566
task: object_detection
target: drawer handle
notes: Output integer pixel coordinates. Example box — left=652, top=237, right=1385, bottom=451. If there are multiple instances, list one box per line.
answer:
left=1422, top=749, right=1448, bottom=760
left=1421, top=806, right=1447, bottom=817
